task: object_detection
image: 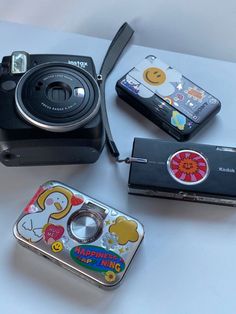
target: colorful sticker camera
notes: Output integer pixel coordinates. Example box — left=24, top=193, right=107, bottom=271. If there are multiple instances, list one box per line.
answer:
left=14, top=181, right=144, bottom=288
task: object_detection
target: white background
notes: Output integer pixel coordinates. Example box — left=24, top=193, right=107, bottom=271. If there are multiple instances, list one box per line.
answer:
left=0, top=0, right=235, bottom=62
left=0, top=21, right=236, bottom=314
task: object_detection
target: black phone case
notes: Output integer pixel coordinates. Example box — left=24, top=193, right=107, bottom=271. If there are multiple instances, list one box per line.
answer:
left=116, top=55, right=221, bottom=141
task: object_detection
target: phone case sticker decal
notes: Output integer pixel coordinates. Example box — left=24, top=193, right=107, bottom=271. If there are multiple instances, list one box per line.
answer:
left=184, top=87, right=205, bottom=102
left=120, top=75, right=141, bottom=95
left=167, top=150, right=209, bottom=185
left=100, top=215, right=136, bottom=258
left=23, top=186, right=46, bottom=214
left=164, top=96, right=174, bottom=105
left=109, top=217, right=139, bottom=245
left=129, top=56, right=182, bottom=98
left=42, top=224, right=64, bottom=244
left=17, top=185, right=84, bottom=242
left=101, top=232, right=119, bottom=250
left=70, top=245, right=125, bottom=283
left=171, top=111, right=187, bottom=130
left=51, top=241, right=64, bottom=253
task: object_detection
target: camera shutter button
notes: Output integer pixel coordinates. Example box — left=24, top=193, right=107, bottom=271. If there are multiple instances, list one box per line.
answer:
left=1, top=80, right=16, bottom=91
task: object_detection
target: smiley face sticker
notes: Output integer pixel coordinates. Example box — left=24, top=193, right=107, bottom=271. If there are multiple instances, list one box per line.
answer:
left=143, top=67, right=166, bottom=86
left=51, top=241, right=63, bottom=253
left=167, top=150, right=209, bottom=185
left=128, top=56, right=182, bottom=98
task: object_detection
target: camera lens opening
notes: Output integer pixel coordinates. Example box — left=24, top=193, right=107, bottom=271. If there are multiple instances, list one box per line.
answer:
left=46, top=82, right=72, bottom=102
left=15, top=62, right=101, bottom=132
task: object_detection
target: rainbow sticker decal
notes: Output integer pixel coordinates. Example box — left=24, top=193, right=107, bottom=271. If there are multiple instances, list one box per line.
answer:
left=164, top=96, right=174, bottom=105
left=167, top=150, right=209, bottom=185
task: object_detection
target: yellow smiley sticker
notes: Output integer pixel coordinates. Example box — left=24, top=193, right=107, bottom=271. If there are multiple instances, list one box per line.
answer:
left=51, top=241, right=63, bottom=253
left=143, top=67, right=166, bottom=86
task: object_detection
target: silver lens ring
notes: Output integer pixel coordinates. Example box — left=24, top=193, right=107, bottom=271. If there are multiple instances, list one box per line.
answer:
left=15, top=62, right=101, bottom=132
left=67, top=210, right=103, bottom=244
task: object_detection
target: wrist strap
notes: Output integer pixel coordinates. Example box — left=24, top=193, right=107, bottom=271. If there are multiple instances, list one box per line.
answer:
left=98, top=23, right=147, bottom=165
left=99, top=22, right=134, bottom=81
left=98, top=23, right=133, bottom=159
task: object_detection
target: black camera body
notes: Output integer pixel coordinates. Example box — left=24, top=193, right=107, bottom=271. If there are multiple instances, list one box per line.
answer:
left=0, top=52, right=105, bottom=166
left=129, top=138, right=236, bottom=207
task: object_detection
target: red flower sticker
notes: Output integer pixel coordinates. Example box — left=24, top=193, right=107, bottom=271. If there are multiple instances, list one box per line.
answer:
left=168, top=150, right=209, bottom=185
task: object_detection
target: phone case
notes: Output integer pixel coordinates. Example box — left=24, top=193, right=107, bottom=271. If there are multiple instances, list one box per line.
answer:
left=116, top=55, right=221, bottom=141
left=13, top=181, right=144, bottom=288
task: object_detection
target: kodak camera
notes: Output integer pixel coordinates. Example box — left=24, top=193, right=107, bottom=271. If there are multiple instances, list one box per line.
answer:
left=129, top=138, right=236, bottom=207
left=0, top=51, right=105, bottom=166
left=116, top=55, right=221, bottom=141
left=13, top=181, right=144, bottom=288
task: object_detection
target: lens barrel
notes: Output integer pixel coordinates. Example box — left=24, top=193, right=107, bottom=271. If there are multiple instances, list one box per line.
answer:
left=15, top=62, right=100, bottom=132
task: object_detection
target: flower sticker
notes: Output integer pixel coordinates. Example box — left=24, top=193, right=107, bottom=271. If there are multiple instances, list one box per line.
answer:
left=109, top=217, right=139, bottom=245
left=105, top=271, right=116, bottom=283
left=101, top=232, right=118, bottom=250
left=167, top=150, right=209, bottom=185
left=128, top=56, right=182, bottom=98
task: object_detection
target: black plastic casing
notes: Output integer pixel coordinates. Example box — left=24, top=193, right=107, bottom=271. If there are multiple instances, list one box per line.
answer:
left=116, top=74, right=221, bottom=142
left=129, top=138, right=236, bottom=207
left=0, top=53, right=105, bottom=166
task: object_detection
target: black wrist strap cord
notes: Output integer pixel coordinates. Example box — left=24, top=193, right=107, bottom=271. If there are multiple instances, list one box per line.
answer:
left=98, top=22, right=147, bottom=164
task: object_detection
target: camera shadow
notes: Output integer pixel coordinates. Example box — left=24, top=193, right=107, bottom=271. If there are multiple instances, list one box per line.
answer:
left=10, top=242, right=144, bottom=312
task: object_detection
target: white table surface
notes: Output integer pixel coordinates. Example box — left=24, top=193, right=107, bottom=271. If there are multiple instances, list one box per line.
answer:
left=0, top=21, right=236, bottom=314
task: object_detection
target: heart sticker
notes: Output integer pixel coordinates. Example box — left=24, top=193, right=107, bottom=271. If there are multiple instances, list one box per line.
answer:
left=71, top=195, right=84, bottom=206
left=43, top=224, right=64, bottom=244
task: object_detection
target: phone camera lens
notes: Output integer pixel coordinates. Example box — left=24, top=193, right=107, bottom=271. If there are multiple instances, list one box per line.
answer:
left=68, top=210, right=103, bottom=243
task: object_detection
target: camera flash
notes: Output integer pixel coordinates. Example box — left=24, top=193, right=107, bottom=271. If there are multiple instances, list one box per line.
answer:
left=11, top=51, right=28, bottom=74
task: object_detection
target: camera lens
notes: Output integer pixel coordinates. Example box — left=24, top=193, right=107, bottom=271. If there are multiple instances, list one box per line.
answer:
left=15, top=63, right=100, bottom=132
left=68, top=210, right=103, bottom=243
left=46, top=82, right=72, bottom=102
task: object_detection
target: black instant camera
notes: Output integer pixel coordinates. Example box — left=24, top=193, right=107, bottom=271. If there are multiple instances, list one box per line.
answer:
left=0, top=51, right=105, bottom=166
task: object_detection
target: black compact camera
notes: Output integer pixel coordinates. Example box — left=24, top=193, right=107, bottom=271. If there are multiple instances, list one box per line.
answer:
left=0, top=51, right=105, bottom=166
left=129, top=138, right=236, bottom=207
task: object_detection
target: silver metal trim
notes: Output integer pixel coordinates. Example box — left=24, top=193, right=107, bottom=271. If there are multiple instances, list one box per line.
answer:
left=128, top=187, right=236, bottom=206
left=15, top=62, right=101, bottom=133
left=167, top=149, right=209, bottom=185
